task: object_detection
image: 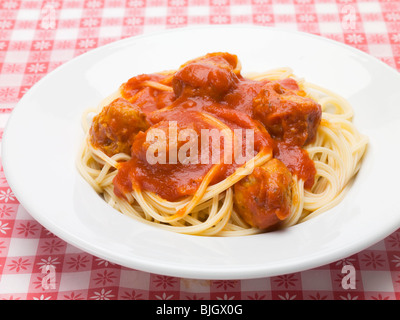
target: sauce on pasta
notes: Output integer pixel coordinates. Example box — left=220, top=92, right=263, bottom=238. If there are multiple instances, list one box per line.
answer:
left=79, top=52, right=366, bottom=235
left=96, top=53, right=321, bottom=204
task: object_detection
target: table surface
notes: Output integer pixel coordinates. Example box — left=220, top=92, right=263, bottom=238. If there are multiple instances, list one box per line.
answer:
left=0, top=0, right=400, bottom=300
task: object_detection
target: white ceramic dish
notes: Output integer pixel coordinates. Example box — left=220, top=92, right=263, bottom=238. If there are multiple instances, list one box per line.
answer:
left=3, top=26, right=400, bottom=280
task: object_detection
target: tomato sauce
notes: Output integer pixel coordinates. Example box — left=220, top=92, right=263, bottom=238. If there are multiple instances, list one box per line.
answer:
left=97, top=53, right=321, bottom=201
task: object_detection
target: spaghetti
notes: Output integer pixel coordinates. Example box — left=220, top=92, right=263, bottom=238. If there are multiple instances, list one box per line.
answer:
left=77, top=52, right=368, bottom=236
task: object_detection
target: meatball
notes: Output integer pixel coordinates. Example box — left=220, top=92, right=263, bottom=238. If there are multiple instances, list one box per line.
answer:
left=172, top=52, right=240, bottom=101
left=89, top=98, right=149, bottom=157
left=233, top=159, right=293, bottom=230
left=120, top=73, right=175, bottom=114
left=253, top=80, right=322, bottom=146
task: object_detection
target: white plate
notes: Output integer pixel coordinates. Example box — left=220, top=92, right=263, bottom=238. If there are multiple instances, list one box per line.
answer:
left=3, top=26, right=400, bottom=280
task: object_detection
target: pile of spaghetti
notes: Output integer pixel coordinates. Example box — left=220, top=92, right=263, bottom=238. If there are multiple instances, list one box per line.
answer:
left=77, top=52, right=368, bottom=236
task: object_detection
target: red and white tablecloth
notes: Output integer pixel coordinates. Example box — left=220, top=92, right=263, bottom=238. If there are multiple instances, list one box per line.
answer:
left=0, top=0, right=399, bottom=301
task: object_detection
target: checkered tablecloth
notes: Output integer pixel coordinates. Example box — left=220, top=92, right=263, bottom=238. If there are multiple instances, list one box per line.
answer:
left=0, top=0, right=400, bottom=301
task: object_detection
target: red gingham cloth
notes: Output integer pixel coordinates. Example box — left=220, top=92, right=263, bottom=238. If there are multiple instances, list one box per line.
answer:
left=0, top=0, right=400, bottom=301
